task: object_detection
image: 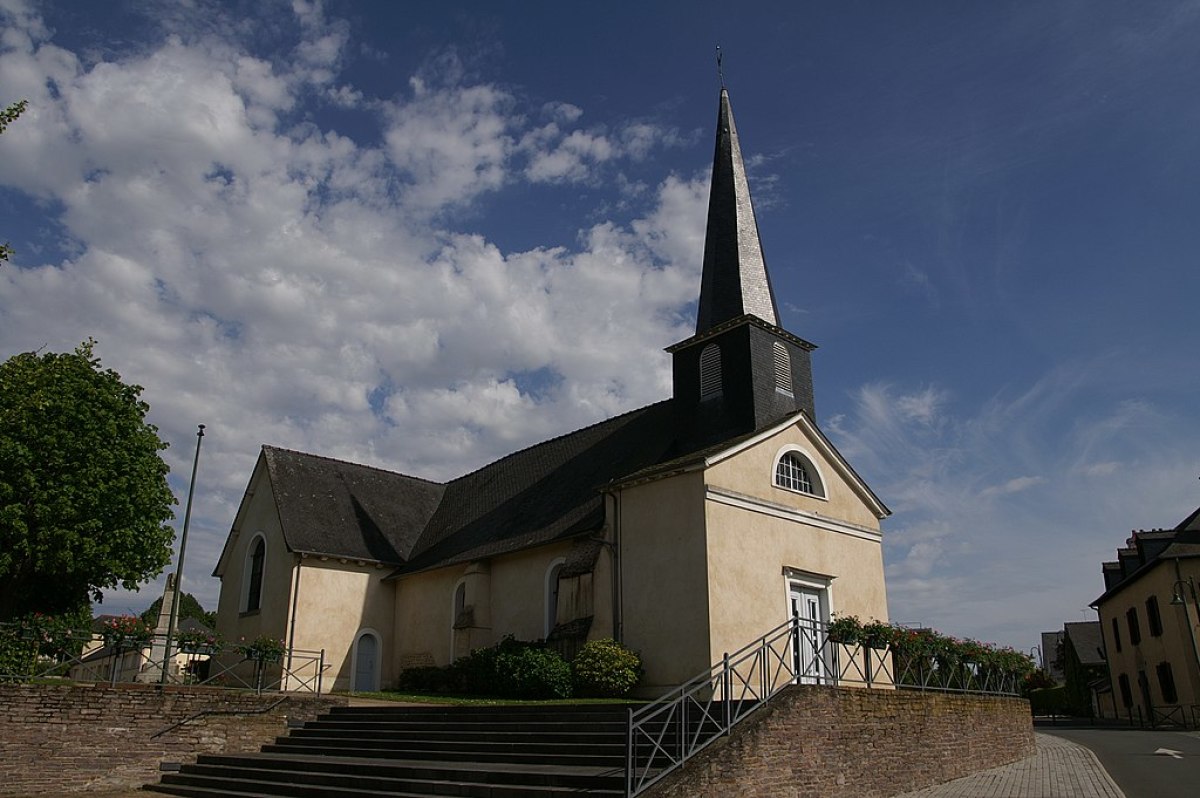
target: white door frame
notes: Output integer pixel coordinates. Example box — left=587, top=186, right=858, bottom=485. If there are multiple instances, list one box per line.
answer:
left=784, top=569, right=833, bottom=684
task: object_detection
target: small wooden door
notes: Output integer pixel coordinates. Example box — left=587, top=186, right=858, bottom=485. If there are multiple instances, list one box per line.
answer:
left=353, top=632, right=378, bottom=692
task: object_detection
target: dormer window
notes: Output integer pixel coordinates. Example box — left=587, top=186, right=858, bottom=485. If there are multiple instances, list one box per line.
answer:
left=700, top=344, right=722, bottom=401
left=774, top=449, right=825, bottom=498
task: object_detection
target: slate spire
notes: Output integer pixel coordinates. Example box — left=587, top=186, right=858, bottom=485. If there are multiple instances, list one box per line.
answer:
left=695, top=88, right=780, bottom=334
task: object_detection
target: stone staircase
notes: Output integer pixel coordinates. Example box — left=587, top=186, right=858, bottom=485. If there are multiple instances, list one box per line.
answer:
left=147, top=704, right=645, bottom=797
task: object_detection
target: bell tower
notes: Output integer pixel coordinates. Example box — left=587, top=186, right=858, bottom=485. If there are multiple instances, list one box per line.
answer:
left=670, top=88, right=816, bottom=450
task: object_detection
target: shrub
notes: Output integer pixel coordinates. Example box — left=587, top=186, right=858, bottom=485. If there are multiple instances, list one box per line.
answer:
left=1028, top=685, right=1068, bottom=715
left=494, top=645, right=573, bottom=699
left=397, top=665, right=452, bottom=693
left=572, top=638, right=642, bottom=697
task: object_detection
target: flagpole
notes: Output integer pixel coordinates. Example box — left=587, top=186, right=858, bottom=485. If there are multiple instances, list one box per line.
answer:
left=161, top=424, right=205, bottom=685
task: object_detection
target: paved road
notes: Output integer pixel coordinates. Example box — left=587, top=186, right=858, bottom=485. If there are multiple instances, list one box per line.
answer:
left=1041, top=727, right=1200, bottom=798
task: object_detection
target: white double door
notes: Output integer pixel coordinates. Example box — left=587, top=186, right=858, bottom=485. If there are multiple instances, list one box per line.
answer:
left=789, top=586, right=828, bottom=684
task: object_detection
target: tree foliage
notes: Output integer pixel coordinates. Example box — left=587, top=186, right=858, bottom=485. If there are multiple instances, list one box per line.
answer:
left=139, top=591, right=216, bottom=630
left=0, top=99, right=28, bottom=264
left=0, top=340, right=176, bottom=620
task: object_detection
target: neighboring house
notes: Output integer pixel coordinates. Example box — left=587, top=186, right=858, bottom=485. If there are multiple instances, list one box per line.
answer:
left=69, top=617, right=213, bottom=684
left=1060, top=621, right=1108, bottom=717
left=213, top=88, right=892, bottom=695
left=1040, top=629, right=1065, bottom=682
left=1091, top=506, right=1200, bottom=725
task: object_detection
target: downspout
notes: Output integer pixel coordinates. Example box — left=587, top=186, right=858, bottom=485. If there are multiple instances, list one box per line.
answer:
left=287, top=555, right=303, bottom=652
left=611, top=490, right=624, bottom=645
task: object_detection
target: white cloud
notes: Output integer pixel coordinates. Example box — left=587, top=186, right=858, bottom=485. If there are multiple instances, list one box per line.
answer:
left=979, top=475, right=1045, bottom=498
left=827, top=374, right=1198, bottom=648
left=0, top=3, right=710, bottom=616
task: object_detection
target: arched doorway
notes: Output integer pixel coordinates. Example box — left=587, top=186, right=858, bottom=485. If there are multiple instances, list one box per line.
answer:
left=352, top=630, right=380, bottom=692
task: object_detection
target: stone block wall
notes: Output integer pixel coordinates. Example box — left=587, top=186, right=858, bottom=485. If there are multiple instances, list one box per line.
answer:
left=0, top=683, right=347, bottom=794
left=644, top=686, right=1034, bottom=798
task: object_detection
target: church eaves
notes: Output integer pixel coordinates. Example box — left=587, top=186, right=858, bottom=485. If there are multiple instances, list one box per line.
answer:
left=695, top=88, right=780, bottom=334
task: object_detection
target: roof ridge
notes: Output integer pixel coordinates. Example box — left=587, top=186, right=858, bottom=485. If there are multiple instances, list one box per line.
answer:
left=262, top=444, right=445, bottom=487
left=444, top=400, right=669, bottom=486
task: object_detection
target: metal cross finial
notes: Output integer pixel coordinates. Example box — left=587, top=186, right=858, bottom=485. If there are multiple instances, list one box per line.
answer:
left=716, top=45, right=725, bottom=89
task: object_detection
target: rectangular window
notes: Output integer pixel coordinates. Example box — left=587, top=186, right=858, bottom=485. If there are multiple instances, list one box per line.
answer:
left=1156, top=662, right=1178, bottom=704
left=1118, top=673, right=1133, bottom=708
left=1146, top=596, right=1163, bottom=637
left=1111, top=617, right=1122, bottom=652
left=1126, top=607, right=1141, bottom=645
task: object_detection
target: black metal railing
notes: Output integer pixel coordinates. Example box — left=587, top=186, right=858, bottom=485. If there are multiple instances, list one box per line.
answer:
left=625, top=615, right=1023, bottom=796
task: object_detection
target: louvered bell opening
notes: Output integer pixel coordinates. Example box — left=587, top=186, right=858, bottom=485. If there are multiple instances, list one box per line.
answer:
left=773, top=342, right=793, bottom=397
left=700, top=343, right=722, bottom=401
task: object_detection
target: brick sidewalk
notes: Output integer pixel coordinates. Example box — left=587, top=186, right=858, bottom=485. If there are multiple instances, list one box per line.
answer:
left=895, top=733, right=1124, bottom=798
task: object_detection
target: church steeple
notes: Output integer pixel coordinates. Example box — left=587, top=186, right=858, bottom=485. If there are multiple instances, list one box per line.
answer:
left=667, top=87, right=817, bottom=450
left=695, top=88, right=780, bottom=333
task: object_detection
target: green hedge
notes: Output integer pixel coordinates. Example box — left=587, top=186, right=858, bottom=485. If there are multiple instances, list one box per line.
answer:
left=1028, top=685, right=1068, bottom=715
left=395, top=636, right=642, bottom=699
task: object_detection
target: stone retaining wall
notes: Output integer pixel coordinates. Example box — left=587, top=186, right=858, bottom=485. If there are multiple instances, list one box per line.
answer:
left=0, top=683, right=347, bottom=794
left=644, top=686, right=1035, bottom=798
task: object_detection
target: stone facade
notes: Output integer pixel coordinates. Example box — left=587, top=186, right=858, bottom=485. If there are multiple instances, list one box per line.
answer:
left=0, top=683, right=347, bottom=794
left=644, top=686, right=1035, bottom=798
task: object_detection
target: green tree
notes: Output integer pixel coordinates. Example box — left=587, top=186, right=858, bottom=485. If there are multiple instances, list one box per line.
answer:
left=0, top=99, right=28, bottom=264
left=139, top=591, right=216, bottom=630
left=0, top=340, right=176, bottom=620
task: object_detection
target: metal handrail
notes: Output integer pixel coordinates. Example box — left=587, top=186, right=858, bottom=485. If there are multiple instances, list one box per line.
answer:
left=150, top=697, right=290, bottom=739
left=625, top=616, right=1023, bottom=796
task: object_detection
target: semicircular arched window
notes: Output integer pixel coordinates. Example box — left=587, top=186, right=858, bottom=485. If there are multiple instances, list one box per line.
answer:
left=774, top=451, right=825, bottom=498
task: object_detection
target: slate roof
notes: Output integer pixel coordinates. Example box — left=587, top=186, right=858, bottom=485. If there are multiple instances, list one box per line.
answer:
left=1091, top=507, right=1200, bottom=606
left=394, top=400, right=678, bottom=574
left=257, top=446, right=445, bottom=566
left=232, top=401, right=682, bottom=574
left=1063, top=621, right=1106, bottom=667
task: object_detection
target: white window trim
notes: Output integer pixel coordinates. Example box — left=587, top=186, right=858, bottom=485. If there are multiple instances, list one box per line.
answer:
left=544, top=557, right=567, bottom=638
left=772, top=444, right=828, bottom=500
left=705, top=486, right=881, bottom=543
left=350, top=627, right=381, bottom=693
left=240, top=532, right=268, bottom=613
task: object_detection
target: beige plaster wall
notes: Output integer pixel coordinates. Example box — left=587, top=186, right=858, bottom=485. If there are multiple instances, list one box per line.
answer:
left=619, top=472, right=713, bottom=692
left=589, top=541, right=615, bottom=640
left=290, top=557, right=396, bottom=691
left=488, top=541, right=573, bottom=641
left=704, top=500, right=888, bottom=665
left=705, top=424, right=882, bottom=532
left=702, top=422, right=887, bottom=664
left=393, top=567, right=460, bottom=669
left=392, top=541, right=574, bottom=669
left=1099, top=558, right=1200, bottom=717
left=214, top=470, right=294, bottom=650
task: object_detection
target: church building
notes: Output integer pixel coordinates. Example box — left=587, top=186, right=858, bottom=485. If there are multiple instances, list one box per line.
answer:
left=213, top=88, right=891, bottom=694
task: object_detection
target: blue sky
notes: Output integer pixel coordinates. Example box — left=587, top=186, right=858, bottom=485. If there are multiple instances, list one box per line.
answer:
left=1, top=0, right=1197, bottom=654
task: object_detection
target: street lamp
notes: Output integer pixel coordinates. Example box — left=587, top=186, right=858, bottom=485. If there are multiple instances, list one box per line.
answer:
left=1171, top=576, right=1198, bottom=606
left=1169, top=575, right=1200, bottom=682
